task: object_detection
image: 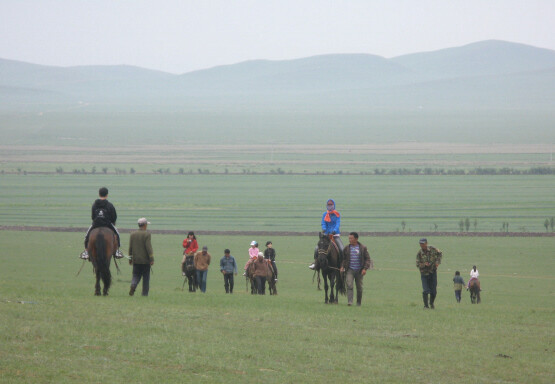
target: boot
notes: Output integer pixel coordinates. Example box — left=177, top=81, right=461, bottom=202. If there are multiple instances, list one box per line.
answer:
left=79, top=250, right=89, bottom=260
left=430, top=294, right=436, bottom=309
left=422, top=293, right=429, bottom=309
left=357, top=293, right=362, bottom=306
left=129, top=285, right=136, bottom=296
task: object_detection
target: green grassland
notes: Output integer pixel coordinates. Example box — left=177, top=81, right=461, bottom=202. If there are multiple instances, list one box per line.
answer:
left=1, top=173, right=554, bottom=232
left=1, top=231, right=553, bottom=383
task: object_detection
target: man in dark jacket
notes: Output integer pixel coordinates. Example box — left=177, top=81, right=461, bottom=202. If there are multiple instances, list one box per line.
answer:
left=80, top=187, right=123, bottom=259
left=340, top=232, right=372, bottom=306
left=220, top=249, right=237, bottom=293
left=129, top=217, right=154, bottom=296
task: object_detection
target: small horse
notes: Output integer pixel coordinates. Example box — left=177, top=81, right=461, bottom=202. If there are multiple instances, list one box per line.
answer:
left=315, top=232, right=345, bottom=304
left=88, top=227, right=117, bottom=296
left=182, top=254, right=198, bottom=292
left=246, top=259, right=277, bottom=295
left=469, top=278, right=481, bottom=304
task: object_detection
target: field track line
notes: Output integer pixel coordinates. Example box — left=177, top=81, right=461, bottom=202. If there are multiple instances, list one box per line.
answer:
left=1, top=226, right=554, bottom=237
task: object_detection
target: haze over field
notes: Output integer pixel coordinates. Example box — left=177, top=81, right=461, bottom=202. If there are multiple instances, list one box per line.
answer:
left=1, top=40, right=554, bottom=146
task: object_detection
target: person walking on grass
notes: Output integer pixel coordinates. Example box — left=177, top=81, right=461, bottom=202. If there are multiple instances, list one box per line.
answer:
left=340, top=232, right=371, bottom=306
left=416, top=238, right=443, bottom=309
left=220, top=249, right=237, bottom=293
left=128, top=218, right=154, bottom=297
left=80, top=187, right=123, bottom=260
left=453, top=271, right=465, bottom=303
left=253, top=252, right=270, bottom=295
left=194, top=246, right=211, bottom=293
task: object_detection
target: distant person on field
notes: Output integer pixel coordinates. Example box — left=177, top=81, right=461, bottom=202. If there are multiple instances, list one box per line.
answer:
left=80, top=187, right=123, bottom=259
left=340, top=232, right=371, bottom=306
left=181, top=231, right=199, bottom=276
left=243, top=240, right=259, bottom=276
left=453, top=271, right=465, bottom=303
left=309, top=199, right=343, bottom=270
left=128, top=218, right=154, bottom=296
left=416, top=238, right=443, bottom=309
left=253, top=252, right=270, bottom=295
left=263, top=241, right=278, bottom=281
left=194, top=246, right=211, bottom=293
left=467, top=265, right=481, bottom=290
left=220, top=249, right=237, bottom=293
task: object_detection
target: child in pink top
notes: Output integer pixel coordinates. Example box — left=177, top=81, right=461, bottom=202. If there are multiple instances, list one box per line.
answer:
left=243, top=241, right=259, bottom=275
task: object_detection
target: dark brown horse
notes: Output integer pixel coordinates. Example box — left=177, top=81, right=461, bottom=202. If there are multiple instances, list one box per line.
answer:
left=88, top=227, right=117, bottom=296
left=469, top=278, right=481, bottom=304
left=181, top=254, right=198, bottom=292
left=315, top=232, right=345, bottom=304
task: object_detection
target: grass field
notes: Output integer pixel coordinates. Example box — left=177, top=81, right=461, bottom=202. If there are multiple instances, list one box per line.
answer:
left=1, top=231, right=553, bottom=383
left=1, top=173, right=555, bottom=233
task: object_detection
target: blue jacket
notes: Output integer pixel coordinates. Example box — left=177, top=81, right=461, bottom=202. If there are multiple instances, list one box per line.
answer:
left=220, top=255, right=237, bottom=274
left=321, top=199, right=340, bottom=235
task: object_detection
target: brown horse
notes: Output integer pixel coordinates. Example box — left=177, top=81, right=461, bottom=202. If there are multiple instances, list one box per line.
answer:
left=315, top=232, right=345, bottom=304
left=88, top=227, right=117, bottom=296
left=181, top=254, right=198, bottom=292
left=469, top=278, right=481, bottom=304
left=246, top=259, right=277, bottom=295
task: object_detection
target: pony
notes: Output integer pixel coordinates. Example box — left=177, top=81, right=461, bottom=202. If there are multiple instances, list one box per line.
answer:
left=314, top=232, right=345, bottom=304
left=88, top=227, right=117, bottom=296
left=246, top=259, right=277, bottom=295
left=181, top=254, right=198, bottom=292
left=469, top=278, right=481, bottom=304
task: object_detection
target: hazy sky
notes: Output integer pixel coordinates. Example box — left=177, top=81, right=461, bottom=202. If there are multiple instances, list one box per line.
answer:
left=1, top=0, right=553, bottom=74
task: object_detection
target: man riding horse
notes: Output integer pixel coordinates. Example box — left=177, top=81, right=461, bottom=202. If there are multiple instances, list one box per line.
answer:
left=80, top=187, right=124, bottom=260
left=309, top=199, right=344, bottom=270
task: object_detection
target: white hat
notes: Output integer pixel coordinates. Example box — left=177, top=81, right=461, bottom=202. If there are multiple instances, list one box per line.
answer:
left=250, top=240, right=257, bottom=246
left=258, top=252, right=264, bottom=257
left=138, top=217, right=150, bottom=225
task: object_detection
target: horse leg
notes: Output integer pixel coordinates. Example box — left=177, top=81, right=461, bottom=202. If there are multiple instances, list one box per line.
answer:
left=324, top=274, right=329, bottom=304
left=329, top=274, right=335, bottom=304
left=94, top=272, right=101, bottom=296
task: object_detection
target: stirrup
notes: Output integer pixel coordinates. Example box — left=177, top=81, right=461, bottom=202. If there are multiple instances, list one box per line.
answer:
left=114, top=249, right=124, bottom=259
left=308, top=263, right=316, bottom=270
left=79, top=250, right=89, bottom=260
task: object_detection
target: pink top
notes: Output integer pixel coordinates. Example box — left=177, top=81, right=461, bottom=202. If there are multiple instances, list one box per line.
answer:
left=249, top=247, right=259, bottom=259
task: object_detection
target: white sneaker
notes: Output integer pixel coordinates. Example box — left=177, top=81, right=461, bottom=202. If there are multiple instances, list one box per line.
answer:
left=308, top=263, right=315, bottom=270
left=242, top=271, right=247, bottom=276
left=80, top=250, right=89, bottom=260
left=115, top=249, right=124, bottom=259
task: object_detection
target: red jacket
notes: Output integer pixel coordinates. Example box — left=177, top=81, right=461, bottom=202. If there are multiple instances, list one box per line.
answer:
left=183, top=238, right=198, bottom=255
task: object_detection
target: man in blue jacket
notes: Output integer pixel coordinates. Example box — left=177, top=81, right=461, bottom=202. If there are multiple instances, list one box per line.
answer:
left=220, top=249, right=237, bottom=293
left=309, top=199, right=344, bottom=270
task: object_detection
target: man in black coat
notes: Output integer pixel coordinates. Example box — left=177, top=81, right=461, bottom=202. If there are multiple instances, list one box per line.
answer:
left=80, top=187, right=123, bottom=259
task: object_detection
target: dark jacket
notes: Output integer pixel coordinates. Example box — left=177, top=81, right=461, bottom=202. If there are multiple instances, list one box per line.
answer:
left=342, top=242, right=371, bottom=271
left=128, top=229, right=153, bottom=264
left=264, top=248, right=276, bottom=262
left=91, top=199, right=117, bottom=226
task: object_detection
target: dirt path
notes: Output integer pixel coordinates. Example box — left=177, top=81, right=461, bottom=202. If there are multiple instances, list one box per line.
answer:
left=1, top=225, right=553, bottom=237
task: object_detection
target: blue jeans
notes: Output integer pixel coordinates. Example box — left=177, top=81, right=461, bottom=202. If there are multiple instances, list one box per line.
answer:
left=196, top=270, right=208, bottom=293
left=420, top=271, right=437, bottom=296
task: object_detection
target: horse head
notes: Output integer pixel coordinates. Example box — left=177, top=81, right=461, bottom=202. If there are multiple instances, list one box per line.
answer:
left=317, top=232, right=331, bottom=270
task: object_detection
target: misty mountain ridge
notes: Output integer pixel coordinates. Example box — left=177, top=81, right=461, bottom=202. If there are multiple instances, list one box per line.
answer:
left=1, top=39, right=554, bottom=113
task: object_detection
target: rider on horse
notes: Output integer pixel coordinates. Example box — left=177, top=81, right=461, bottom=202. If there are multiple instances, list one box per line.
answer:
left=80, top=187, right=123, bottom=259
left=309, top=199, right=344, bottom=270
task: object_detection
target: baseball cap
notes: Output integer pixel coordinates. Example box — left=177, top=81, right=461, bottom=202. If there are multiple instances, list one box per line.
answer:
left=138, top=218, right=150, bottom=225
left=419, top=238, right=427, bottom=244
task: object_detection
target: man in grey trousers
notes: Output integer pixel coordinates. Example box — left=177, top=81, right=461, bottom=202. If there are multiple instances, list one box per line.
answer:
left=128, top=218, right=154, bottom=296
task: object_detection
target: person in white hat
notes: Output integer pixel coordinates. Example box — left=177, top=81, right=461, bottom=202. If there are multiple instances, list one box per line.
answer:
left=243, top=241, right=259, bottom=276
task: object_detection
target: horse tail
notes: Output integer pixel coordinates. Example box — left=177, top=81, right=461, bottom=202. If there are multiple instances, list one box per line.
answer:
left=337, top=270, right=346, bottom=295
left=95, top=232, right=112, bottom=291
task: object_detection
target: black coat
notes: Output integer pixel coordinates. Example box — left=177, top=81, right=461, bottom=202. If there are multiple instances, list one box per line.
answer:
left=91, top=199, right=117, bottom=226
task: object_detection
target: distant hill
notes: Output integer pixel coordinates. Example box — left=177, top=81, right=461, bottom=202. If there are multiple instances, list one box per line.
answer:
left=1, top=40, right=554, bottom=145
